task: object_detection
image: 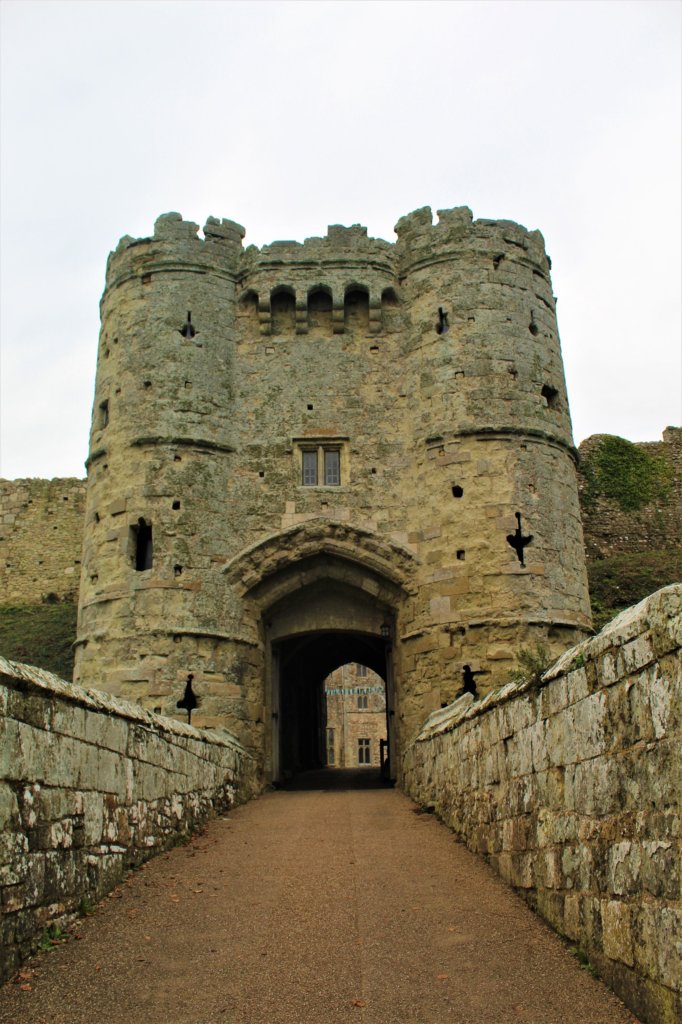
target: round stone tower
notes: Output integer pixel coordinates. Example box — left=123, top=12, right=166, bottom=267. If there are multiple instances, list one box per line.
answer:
left=392, top=206, right=591, bottom=712
left=75, top=205, right=592, bottom=785
left=75, top=213, right=248, bottom=718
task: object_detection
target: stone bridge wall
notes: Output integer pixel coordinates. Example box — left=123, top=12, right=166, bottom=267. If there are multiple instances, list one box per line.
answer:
left=403, top=585, right=681, bottom=1024
left=0, top=657, right=258, bottom=983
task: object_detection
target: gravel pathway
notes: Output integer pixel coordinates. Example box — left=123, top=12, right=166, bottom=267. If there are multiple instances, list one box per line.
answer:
left=0, top=770, right=639, bottom=1024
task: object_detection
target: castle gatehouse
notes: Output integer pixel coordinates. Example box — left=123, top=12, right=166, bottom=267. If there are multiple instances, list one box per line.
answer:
left=74, top=206, right=592, bottom=783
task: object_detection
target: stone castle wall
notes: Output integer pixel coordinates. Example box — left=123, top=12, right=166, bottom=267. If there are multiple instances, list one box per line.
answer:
left=1, top=203, right=676, bottom=789
left=578, top=427, right=682, bottom=560
left=0, top=479, right=86, bottom=603
left=402, top=584, right=681, bottom=1024
left=0, top=655, right=257, bottom=983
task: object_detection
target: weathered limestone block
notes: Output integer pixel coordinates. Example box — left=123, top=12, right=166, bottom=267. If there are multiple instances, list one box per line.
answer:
left=603, top=900, right=635, bottom=966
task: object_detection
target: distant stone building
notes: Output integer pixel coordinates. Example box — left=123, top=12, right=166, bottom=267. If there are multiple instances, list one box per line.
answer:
left=324, top=663, right=387, bottom=769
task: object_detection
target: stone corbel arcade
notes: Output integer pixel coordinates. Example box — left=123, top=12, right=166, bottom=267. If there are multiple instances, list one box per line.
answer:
left=238, top=283, right=400, bottom=337
left=224, top=522, right=417, bottom=783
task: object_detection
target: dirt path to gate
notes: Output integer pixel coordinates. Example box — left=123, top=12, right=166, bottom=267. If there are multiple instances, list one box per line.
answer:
left=0, top=771, right=639, bottom=1024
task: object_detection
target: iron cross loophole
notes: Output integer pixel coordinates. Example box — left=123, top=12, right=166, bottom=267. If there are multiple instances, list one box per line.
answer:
left=176, top=673, right=200, bottom=724
left=179, top=311, right=197, bottom=339
left=507, top=511, right=533, bottom=567
left=460, top=664, right=484, bottom=698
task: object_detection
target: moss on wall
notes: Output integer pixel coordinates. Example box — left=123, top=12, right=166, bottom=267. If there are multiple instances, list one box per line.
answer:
left=581, top=435, right=673, bottom=512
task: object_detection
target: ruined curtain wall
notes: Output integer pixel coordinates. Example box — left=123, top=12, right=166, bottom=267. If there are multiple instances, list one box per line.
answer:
left=403, top=585, right=681, bottom=1024
left=0, top=479, right=86, bottom=603
left=578, top=427, right=682, bottom=560
left=0, top=657, right=258, bottom=983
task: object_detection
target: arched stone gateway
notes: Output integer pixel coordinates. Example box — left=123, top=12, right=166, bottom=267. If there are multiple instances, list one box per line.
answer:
left=75, top=206, right=593, bottom=790
left=225, top=522, right=416, bottom=782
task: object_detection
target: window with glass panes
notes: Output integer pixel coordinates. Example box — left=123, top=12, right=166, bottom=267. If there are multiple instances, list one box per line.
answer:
left=302, top=450, right=318, bottom=485
left=358, top=738, right=371, bottom=764
left=300, top=446, right=341, bottom=486
left=324, top=449, right=340, bottom=485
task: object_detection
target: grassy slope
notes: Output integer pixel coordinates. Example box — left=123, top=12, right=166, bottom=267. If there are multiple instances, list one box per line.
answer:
left=0, top=602, right=78, bottom=680
left=587, top=547, right=682, bottom=631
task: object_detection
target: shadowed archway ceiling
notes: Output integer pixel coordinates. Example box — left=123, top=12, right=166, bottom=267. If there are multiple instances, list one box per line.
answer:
left=278, top=630, right=387, bottom=683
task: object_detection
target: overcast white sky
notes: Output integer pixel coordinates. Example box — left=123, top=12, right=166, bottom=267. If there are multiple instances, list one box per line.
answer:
left=0, top=0, right=680, bottom=480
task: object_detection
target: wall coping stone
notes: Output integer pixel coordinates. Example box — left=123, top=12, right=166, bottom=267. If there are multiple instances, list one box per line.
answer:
left=0, top=655, right=248, bottom=754
left=415, top=583, right=681, bottom=743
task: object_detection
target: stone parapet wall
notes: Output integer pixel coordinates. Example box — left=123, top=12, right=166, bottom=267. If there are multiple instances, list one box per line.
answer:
left=402, top=585, right=681, bottom=1024
left=0, top=657, right=258, bottom=983
left=0, top=478, right=87, bottom=603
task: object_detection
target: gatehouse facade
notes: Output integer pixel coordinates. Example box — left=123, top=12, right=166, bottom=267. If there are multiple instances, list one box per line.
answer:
left=74, top=206, right=592, bottom=783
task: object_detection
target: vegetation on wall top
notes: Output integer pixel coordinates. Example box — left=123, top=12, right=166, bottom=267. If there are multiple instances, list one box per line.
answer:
left=580, top=435, right=673, bottom=512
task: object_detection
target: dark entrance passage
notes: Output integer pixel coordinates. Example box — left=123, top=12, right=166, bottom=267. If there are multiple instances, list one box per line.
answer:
left=281, top=766, right=384, bottom=791
left=274, top=630, right=391, bottom=784
left=256, top=563, right=403, bottom=787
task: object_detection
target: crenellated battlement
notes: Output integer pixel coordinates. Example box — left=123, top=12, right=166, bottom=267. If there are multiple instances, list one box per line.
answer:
left=104, top=212, right=399, bottom=305
left=108, top=206, right=550, bottom=269
left=394, top=205, right=551, bottom=278
left=103, top=206, right=557, bottom=344
left=105, top=212, right=246, bottom=292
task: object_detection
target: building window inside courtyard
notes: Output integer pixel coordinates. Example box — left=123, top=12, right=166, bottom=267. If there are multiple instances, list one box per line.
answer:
left=327, top=727, right=335, bottom=766
left=324, top=662, right=386, bottom=769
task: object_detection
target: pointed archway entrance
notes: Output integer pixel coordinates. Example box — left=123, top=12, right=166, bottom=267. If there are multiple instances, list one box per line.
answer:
left=225, top=521, right=416, bottom=786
